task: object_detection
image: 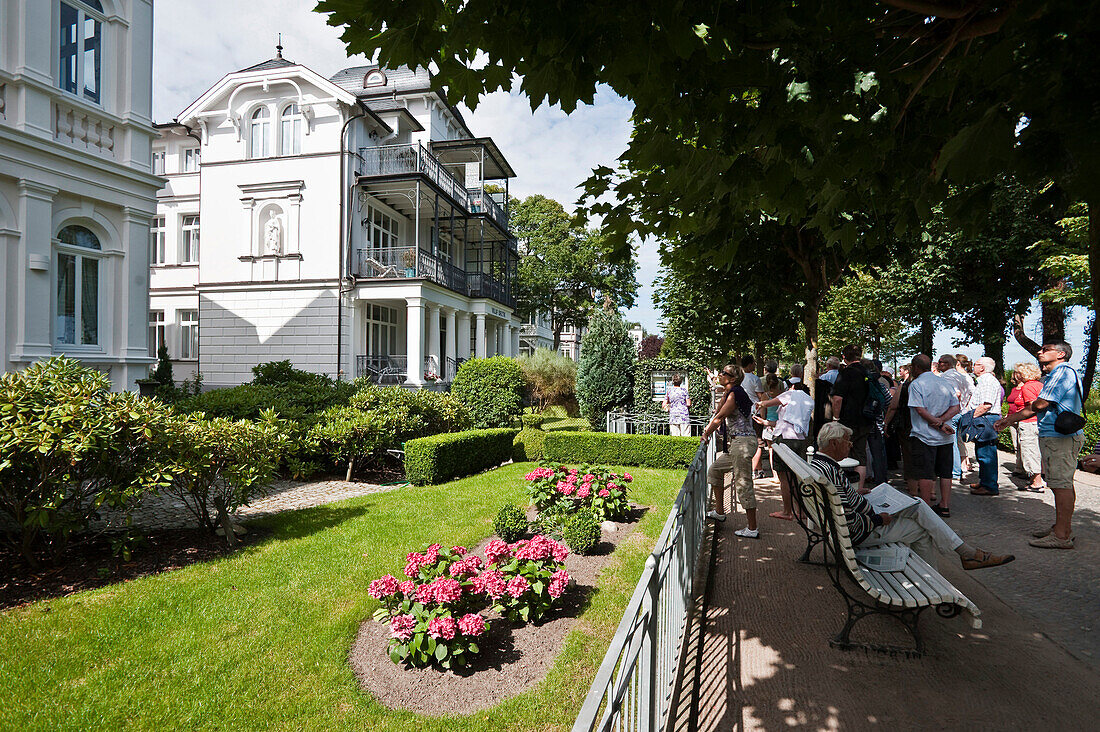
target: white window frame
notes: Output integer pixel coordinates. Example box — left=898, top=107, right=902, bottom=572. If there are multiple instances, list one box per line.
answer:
left=181, top=215, right=200, bottom=264
left=249, top=106, right=271, bottom=159
left=150, top=216, right=165, bottom=265
left=279, top=103, right=302, bottom=156
left=365, top=204, right=400, bottom=252
left=179, top=310, right=198, bottom=360
left=182, top=147, right=200, bottom=173
left=54, top=225, right=104, bottom=348
left=365, top=304, right=398, bottom=357
left=152, top=150, right=166, bottom=175
left=58, top=0, right=105, bottom=106
left=148, top=310, right=165, bottom=357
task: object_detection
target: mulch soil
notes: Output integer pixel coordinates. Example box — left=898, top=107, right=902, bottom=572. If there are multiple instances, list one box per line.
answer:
left=349, top=507, right=649, bottom=716
left=0, top=527, right=268, bottom=611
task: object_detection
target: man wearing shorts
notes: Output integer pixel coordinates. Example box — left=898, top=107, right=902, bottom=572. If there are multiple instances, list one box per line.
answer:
left=906, top=355, right=961, bottom=516
left=830, top=344, right=873, bottom=491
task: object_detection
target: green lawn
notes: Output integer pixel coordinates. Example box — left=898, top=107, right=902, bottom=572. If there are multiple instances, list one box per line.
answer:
left=0, top=462, right=686, bottom=731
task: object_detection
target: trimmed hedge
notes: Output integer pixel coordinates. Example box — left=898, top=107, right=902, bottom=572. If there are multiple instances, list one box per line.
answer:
left=513, top=427, right=546, bottom=462
left=632, top=357, right=710, bottom=417
left=404, top=428, right=519, bottom=485
left=543, top=431, right=699, bottom=469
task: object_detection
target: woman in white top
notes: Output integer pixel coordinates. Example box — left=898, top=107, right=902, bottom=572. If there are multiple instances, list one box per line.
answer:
left=755, top=364, right=815, bottom=520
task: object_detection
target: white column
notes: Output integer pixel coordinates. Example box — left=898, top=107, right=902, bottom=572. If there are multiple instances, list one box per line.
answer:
left=511, top=325, right=520, bottom=358
left=119, top=206, right=154, bottom=390
left=427, top=303, right=441, bottom=377
left=475, top=313, right=487, bottom=358
left=457, top=312, right=471, bottom=360
left=445, top=308, right=457, bottom=379
left=14, top=180, right=57, bottom=362
left=405, top=297, right=425, bottom=385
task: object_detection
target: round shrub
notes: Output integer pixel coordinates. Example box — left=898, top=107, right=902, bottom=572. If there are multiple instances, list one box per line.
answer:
left=451, top=357, right=526, bottom=428
left=563, top=510, right=601, bottom=555
left=513, top=427, right=546, bottom=461
left=521, top=413, right=546, bottom=429
left=494, top=504, right=529, bottom=543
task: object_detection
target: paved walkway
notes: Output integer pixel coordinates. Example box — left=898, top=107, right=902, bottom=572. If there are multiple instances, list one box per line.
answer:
left=672, top=451, right=1100, bottom=730
left=95, top=478, right=399, bottom=531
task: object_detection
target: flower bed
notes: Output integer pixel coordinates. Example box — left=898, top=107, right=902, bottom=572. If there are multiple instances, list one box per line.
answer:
left=368, top=537, right=571, bottom=670
left=524, top=462, right=633, bottom=520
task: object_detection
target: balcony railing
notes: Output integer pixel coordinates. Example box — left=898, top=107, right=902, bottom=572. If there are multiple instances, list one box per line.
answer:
left=354, top=247, right=417, bottom=279
left=356, top=355, right=444, bottom=383
left=358, top=143, right=469, bottom=210
left=467, top=188, right=508, bottom=231
left=467, top=272, right=514, bottom=308
left=418, top=250, right=467, bottom=295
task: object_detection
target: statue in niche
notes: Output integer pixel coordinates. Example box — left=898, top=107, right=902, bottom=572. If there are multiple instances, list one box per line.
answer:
left=263, top=210, right=283, bottom=255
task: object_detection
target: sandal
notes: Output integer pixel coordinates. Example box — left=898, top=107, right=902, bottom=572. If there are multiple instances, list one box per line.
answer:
left=769, top=511, right=794, bottom=521
left=962, top=549, right=1016, bottom=570
left=931, top=504, right=950, bottom=518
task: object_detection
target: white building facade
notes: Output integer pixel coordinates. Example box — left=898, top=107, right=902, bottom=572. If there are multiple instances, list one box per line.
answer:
left=0, top=0, right=160, bottom=389
left=519, top=314, right=584, bottom=362
left=153, top=56, right=521, bottom=388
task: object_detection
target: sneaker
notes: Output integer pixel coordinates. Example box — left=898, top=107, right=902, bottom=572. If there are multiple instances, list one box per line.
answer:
left=1030, top=525, right=1074, bottom=540
left=961, top=549, right=1016, bottom=570
left=1028, top=534, right=1075, bottom=549
left=706, top=510, right=726, bottom=522
left=734, top=527, right=760, bottom=539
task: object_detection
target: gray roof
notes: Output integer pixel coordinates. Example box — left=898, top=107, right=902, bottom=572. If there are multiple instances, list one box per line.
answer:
left=329, top=65, right=432, bottom=97
left=237, top=57, right=298, bottom=73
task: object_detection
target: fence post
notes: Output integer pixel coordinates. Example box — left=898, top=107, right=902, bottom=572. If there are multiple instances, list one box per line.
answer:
left=639, top=553, right=659, bottom=732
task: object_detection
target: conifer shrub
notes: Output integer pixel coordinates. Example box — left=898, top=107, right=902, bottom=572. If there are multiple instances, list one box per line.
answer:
left=576, top=309, right=635, bottom=428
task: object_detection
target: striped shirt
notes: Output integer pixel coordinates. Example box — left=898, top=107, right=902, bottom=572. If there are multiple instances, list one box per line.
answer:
left=809, top=453, right=882, bottom=545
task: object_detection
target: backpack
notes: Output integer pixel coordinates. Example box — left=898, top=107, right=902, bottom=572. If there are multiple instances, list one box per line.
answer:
left=862, top=374, right=889, bottom=420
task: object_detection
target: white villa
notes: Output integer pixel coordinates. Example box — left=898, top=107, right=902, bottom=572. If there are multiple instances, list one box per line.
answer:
left=152, top=51, right=521, bottom=388
left=518, top=313, right=584, bottom=361
left=0, top=0, right=160, bottom=390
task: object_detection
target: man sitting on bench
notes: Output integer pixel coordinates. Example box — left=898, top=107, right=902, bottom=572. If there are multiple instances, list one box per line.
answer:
left=810, top=422, right=1015, bottom=572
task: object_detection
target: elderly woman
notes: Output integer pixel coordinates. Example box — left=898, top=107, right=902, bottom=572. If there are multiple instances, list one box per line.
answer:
left=810, top=422, right=1015, bottom=571
left=662, top=373, right=692, bottom=436
left=700, top=363, right=760, bottom=539
left=1007, top=362, right=1045, bottom=491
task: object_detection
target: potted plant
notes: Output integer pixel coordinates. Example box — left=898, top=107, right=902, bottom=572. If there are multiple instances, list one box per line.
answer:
left=424, top=370, right=439, bottom=382
left=402, top=248, right=417, bottom=277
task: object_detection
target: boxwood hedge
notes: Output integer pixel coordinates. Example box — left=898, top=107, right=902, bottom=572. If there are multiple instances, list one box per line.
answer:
left=404, top=428, right=519, bottom=485
left=543, top=431, right=700, bottom=469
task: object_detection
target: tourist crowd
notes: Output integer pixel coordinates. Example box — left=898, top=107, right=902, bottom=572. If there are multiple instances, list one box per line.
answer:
left=699, top=339, right=1088, bottom=567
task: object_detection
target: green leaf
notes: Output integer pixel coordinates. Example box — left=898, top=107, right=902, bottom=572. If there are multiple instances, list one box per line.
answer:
left=435, top=642, right=448, bottom=660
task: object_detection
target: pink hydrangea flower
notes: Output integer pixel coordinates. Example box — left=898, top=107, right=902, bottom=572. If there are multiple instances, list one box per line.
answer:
left=569, top=468, right=579, bottom=475
left=551, top=541, right=569, bottom=563
left=452, top=545, right=467, bottom=556
left=457, top=613, right=486, bottom=637
left=472, top=569, right=507, bottom=598
left=623, top=473, right=633, bottom=482
left=576, top=486, right=591, bottom=499
left=415, top=582, right=437, bottom=605
left=432, top=577, right=463, bottom=604
left=428, top=616, right=456, bottom=640
left=548, top=569, right=570, bottom=599
left=368, top=574, right=400, bottom=599
left=583, top=474, right=595, bottom=482
left=506, top=575, right=530, bottom=598
left=607, top=482, right=618, bottom=491
left=424, top=543, right=442, bottom=565
left=599, top=488, right=610, bottom=498
left=404, top=559, right=422, bottom=578
left=561, top=484, right=576, bottom=496
left=556, top=480, right=569, bottom=491
left=448, top=556, right=482, bottom=578
left=398, top=580, right=415, bottom=596
left=485, top=538, right=511, bottom=565
left=390, top=614, right=415, bottom=642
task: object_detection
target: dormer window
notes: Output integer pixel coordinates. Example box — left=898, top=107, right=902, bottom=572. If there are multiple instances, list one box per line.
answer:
left=363, top=69, right=387, bottom=88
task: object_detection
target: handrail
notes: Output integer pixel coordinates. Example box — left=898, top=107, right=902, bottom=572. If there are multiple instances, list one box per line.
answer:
left=573, top=436, right=715, bottom=732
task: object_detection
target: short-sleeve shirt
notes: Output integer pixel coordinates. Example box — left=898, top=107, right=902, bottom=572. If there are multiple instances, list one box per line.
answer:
left=1008, top=380, right=1042, bottom=423
left=970, top=372, right=1005, bottom=413
left=907, top=371, right=960, bottom=446
left=1037, top=363, right=1084, bottom=438
left=831, top=364, right=871, bottom=427
left=666, top=385, right=690, bottom=424
left=775, top=389, right=814, bottom=439
left=938, top=370, right=972, bottom=406
left=820, top=369, right=840, bottom=385
left=741, top=372, right=764, bottom=405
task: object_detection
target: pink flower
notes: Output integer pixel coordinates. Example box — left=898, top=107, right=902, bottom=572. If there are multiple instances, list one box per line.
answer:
left=561, top=484, right=576, bottom=496
left=607, top=482, right=618, bottom=491
left=556, top=480, right=569, bottom=491
left=472, top=568, right=507, bottom=598
left=432, top=577, right=463, bottom=604
left=428, top=616, right=456, bottom=640
left=424, top=543, right=442, bottom=565
left=390, top=614, right=415, bottom=642
left=506, top=575, right=530, bottom=598
left=583, top=473, right=595, bottom=482
left=448, top=555, right=482, bottom=578
left=485, top=539, right=511, bottom=565
left=398, top=580, right=415, bottom=596
left=569, top=468, right=579, bottom=475
left=452, top=545, right=467, bottom=556
left=457, top=613, right=486, bottom=637
left=368, top=574, right=400, bottom=599
left=415, top=582, right=436, bottom=605
left=404, top=560, right=421, bottom=578
left=551, top=541, right=569, bottom=563
left=548, top=569, right=570, bottom=599
left=576, top=486, right=591, bottom=499
left=599, top=488, right=610, bottom=498
left=623, top=473, right=633, bottom=482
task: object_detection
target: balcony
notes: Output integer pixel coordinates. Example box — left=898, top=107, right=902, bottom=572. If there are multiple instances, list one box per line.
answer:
left=467, top=188, right=508, bottom=232
left=358, top=143, right=469, bottom=210
left=353, top=246, right=467, bottom=297
left=467, top=272, right=514, bottom=308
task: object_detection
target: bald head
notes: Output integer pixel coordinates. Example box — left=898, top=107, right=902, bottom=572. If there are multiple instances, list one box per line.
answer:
left=911, top=354, right=932, bottom=376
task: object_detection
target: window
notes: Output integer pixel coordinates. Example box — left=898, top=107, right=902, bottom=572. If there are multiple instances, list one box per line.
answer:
left=279, top=104, right=302, bottom=155
left=181, top=215, right=200, bottom=263
left=55, top=224, right=101, bottom=346
left=365, top=304, right=397, bottom=356
left=179, top=310, right=198, bottom=359
left=152, top=151, right=166, bottom=175
left=182, top=147, right=200, bottom=172
left=148, top=310, right=165, bottom=357
left=363, top=69, right=387, bottom=87
left=59, top=1, right=103, bottom=104
left=365, top=205, right=399, bottom=251
left=150, top=216, right=165, bottom=265
left=249, top=107, right=270, bottom=158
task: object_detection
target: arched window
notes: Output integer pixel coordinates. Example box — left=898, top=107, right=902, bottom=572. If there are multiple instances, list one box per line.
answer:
left=363, top=69, right=387, bottom=88
left=249, top=107, right=271, bottom=158
left=279, top=103, right=302, bottom=155
left=55, top=224, right=102, bottom=346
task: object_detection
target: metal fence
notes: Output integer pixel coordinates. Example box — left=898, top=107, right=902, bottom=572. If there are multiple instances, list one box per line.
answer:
left=572, top=436, right=715, bottom=732
left=606, top=411, right=711, bottom=437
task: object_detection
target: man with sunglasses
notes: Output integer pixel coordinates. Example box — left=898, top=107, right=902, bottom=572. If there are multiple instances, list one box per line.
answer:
left=995, top=342, right=1084, bottom=549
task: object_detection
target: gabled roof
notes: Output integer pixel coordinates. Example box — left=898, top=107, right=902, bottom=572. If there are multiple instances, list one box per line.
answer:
left=329, top=65, right=472, bottom=136
left=237, top=57, right=297, bottom=74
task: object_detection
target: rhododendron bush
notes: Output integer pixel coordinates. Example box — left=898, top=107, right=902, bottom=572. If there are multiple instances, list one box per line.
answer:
left=368, top=538, right=571, bottom=669
left=524, top=462, right=632, bottom=519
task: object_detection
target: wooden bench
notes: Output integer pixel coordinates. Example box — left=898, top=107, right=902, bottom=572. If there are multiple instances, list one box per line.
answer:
left=772, top=443, right=982, bottom=656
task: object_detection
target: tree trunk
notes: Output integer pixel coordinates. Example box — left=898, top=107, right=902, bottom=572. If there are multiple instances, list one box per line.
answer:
left=1083, top=200, right=1100, bottom=398
left=919, top=315, right=934, bottom=356
left=1042, top=284, right=1066, bottom=343
left=754, top=341, right=764, bottom=376
left=215, top=500, right=237, bottom=548
left=804, top=302, right=820, bottom=400
left=552, top=322, right=563, bottom=350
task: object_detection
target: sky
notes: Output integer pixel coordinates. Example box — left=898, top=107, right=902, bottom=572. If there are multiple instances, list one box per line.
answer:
left=152, top=1, right=1084, bottom=369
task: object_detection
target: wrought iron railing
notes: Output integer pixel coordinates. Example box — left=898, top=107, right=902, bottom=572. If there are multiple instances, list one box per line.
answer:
left=358, top=143, right=470, bottom=209
left=354, top=247, right=417, bottom=279
left=418, top=250, right=467, bottom=294
left=356, top=354, right=408, bottom=383
left=467, top=187, right=508, bottom=231
left=605, top=411, right=712, bottom=437
left=573, top=437, right=715, bottom=732
left=467, top=271, right=514, bottom=308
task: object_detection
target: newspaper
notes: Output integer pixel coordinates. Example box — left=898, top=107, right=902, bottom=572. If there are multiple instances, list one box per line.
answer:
left=855, top=544, right=911, bottom=572
left=864, top=483, right=921, bottom=516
